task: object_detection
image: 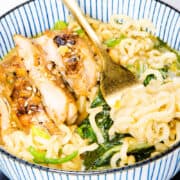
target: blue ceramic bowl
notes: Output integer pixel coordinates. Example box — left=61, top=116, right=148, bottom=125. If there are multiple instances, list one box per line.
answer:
left=0, top=0, right=179, bottom=179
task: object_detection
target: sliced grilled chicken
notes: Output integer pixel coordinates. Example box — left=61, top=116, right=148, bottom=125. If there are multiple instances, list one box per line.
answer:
left=0, top=46, right=64, bottom=136
left=14, top=35, right=78, bottom=125
left=35, top=30, right=98, bottom=96
left=9, top=72, right=63, bottom=134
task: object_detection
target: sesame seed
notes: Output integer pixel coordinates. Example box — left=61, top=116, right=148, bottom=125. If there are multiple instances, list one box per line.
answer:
left=26, top=86, right=32, bottom=91
left=24, top=101, right=28, bottom=107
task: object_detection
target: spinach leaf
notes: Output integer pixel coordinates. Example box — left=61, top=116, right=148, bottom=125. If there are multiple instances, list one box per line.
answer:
left=143, top=74, right=157, bottom=86
left=77, top=105, right=112, bottom=143
left=77, top=91, right=111, bottom=142
left=84, top=142, right=154, bottom=169
left=95, top=105, right=112, bottom=141
left=90, top=90, right=106, bottom=108
left=83, top=143, right=106, bottom=170
left=78, top=90, right=131, bottom=170
left=93, top=145, right=122, bottom=167
left=83, top=134, right=130, bottom=170
left=128, top=145, right=155, bottom=162
left=77, top=118, right=97, bottom=143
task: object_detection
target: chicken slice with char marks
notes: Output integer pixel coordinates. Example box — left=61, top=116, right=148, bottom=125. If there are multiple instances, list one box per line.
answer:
left=0, top=48, right=63, bottom=136
left=14, top=35, right=78, bottom=125
left=10, top=76, right=65, bottom=135
left=34, top=30, right=98, bottom=96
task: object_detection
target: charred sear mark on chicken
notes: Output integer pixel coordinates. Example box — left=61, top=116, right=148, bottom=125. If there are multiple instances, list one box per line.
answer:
left=34, top=30, right=97, bottom=96
left=64, top=56, right=81, bottom=74
left=53, top=33, right=83, bottom=75
left=14, top=35, right=78, bottom=125
left=11, top=78, right=42, bottom=116
left=46, top=61, right=56, bottom=71
left=53, top=34, right=76, bottom=47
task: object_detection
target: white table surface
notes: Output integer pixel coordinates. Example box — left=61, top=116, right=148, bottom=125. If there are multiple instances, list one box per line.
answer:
left=0, top=0, right=179, bottom=17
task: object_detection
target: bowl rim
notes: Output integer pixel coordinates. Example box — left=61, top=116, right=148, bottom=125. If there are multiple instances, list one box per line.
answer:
left=0, top=0, right=179, bottom=19
left=0, top=0, right=180, bottom=176
left=0, top=141, right=179, bottom=175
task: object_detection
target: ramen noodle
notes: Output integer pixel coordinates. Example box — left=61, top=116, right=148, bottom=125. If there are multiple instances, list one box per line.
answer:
left=0, top=15, right=179, bottom=170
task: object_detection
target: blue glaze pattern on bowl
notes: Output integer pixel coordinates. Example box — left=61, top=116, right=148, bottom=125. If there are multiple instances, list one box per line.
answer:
left=0, top=0, right=179, bottom=179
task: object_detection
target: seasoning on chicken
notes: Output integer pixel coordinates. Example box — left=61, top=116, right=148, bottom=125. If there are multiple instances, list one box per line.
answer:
left=14, top=35, right=78, bottom=125
left=0, top=53, right=63, bottom=135
left=34, top=30, right=98, bottom=96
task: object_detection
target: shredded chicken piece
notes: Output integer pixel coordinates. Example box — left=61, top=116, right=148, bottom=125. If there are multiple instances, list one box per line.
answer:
left=14, top=35, right=78, bottom=125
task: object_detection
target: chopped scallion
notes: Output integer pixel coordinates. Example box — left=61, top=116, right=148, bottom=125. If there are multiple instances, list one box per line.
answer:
left=28, top=146, right=78, bottom=164
left=75, top=28, right=85, bottom=37
left=53, top=21, right=68, bottom=30
left=104, top=34, right=126, bottom=47
left=31, top=126, right=50, bottom=139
